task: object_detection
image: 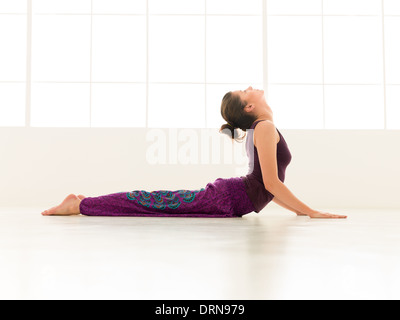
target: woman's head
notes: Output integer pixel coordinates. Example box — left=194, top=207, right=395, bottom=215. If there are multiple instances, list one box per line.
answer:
left=219, top=86, right=265, bottom=141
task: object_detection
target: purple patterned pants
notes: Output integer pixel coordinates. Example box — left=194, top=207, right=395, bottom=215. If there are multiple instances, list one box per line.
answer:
left=80, top=177, right=255, bottom=218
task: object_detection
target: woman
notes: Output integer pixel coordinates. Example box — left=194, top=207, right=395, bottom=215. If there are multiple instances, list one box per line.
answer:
left=41, top=87, right=346, bottom=219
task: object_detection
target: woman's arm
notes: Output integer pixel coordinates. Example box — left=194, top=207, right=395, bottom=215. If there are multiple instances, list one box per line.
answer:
left=255, top=121, right=346, bottom=219
left=268, top=180, right=315, bottom=216
left=272, top=197, right=305, bottom=216
left=272, top=186, right=346, bottom=218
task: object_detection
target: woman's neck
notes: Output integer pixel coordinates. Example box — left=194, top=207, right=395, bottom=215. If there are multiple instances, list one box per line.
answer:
left=256, top=110, right=274, bottom=123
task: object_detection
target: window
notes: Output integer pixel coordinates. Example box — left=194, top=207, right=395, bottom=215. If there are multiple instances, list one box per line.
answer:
left=27, top=0, right=262, bottom=128
left=266, top=0, right=390, bottom=130
left=0, top=0, right=26, bottom=126
left=1, top=0, right=399, bottom=130
left=385, top=0, right=400, bottom=129
left=148, top=0, right=263, bottom=129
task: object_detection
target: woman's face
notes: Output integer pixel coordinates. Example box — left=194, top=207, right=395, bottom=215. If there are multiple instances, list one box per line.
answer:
left=234, top=86, right=265, bottom=106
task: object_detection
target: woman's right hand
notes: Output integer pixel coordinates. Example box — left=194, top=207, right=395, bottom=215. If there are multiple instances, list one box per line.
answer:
left=307, top=210, right=347, bottom=219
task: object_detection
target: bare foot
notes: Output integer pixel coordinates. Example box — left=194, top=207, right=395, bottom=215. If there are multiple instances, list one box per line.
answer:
left=77, top=195, right=86, bottom=200
left=41, top=194, right=81, bottom=216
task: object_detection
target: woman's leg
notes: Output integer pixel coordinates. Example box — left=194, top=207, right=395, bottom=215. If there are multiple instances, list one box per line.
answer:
left=42, top=178, right=255, bottom=218
left=41, top=189, right=212, bottom=217
left=79, top=187, right=234, bottom=217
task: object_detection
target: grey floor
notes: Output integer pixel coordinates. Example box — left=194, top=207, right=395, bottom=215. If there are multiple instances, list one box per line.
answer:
left=1, top=207, right=400, bottom=300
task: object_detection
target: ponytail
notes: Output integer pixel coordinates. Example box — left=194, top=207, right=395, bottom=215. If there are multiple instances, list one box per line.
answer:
left=219, top=123, right=245, bottom=142
left=219, top=91, right=256, bottom=142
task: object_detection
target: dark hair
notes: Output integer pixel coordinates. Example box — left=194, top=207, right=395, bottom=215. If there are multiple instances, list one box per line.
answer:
left=219, top=91, right=257, bottom=142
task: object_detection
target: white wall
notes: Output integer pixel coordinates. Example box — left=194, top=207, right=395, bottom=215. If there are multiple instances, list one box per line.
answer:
left=1, top=128, right=399, bottom=210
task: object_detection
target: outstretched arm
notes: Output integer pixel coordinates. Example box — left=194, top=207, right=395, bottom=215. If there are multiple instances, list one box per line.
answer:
left=255, top=121, right=346, bottom=219
left=273, top=197, right=305, bottom=216
left=269, top=181, right=346, bottom=219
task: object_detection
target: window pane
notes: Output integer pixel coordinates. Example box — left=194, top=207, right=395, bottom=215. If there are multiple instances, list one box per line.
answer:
left=323, top=0, right=381, bottom=15
left=0, top=0, right=26, bottom=13
left=268, top=85, right=324, bottom=129
left=0, top=16, right=26, bottom=81
left=32, top=15, right=91, bottom=82
left=93, top=0, right=146, bottom=14
left=267, top=17, right=322, bottom=84
left=384, top=17, right=400, bottom=84
left=0, top=83, right=25, bottom=126
left=91, top=83, right=146, bottom=127
left=149, top=0, right=204, bottom=14
left=267, top=0, right=321, bottom=15
left=33, top=0, right=91, bottom=14
left=324, top=17, right=383, bottom=84
left=385, top=0, right=400, bottom=15
left=148, top=84, right=205, bottom=128
left=325, top=85, right=384, bottom=129
left=207, top=16, right=262, bottom=83
left=207, top=0, right=262, bottom=15
left=386, top=86, right=400, bottom=129
left=92, top=16, right=146, bottom=82
left=31, top=83, right=90, bottom=127
left=149, top=16, right=204, bottom=83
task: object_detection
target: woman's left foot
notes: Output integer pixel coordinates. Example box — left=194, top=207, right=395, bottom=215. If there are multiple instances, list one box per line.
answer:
left=42, top=194, right=81, bottom=216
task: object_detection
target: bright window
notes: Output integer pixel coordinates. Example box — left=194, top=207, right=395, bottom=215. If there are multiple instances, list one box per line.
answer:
left=1, top=0, right=399, bottom=130
left=266, top=0, right=391, bottom=130
left=0, top=1, right=26, bottom=127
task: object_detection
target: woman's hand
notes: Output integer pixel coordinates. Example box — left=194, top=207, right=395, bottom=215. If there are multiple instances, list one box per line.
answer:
left=307, top=210, right=347, bottom=219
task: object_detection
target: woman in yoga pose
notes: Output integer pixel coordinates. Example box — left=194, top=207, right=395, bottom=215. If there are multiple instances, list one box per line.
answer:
left=42, top=87, right=346, bottom=219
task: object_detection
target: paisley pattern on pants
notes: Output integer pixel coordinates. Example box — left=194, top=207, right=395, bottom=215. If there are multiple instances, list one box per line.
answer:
left=127, top=189, right=206, bottom=210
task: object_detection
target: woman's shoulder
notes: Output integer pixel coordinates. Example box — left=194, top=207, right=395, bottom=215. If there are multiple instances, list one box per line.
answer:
left=253, top=119, right=275, bottom=129
left=253, top=120, right=279, bottom=147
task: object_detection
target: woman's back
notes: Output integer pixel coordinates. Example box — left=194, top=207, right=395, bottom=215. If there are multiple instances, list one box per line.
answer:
left=241, top=120, right=292, bottom=213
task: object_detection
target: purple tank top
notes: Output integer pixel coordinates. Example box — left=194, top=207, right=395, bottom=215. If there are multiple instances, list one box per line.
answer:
left=241, top=120, right=292, bottom=213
